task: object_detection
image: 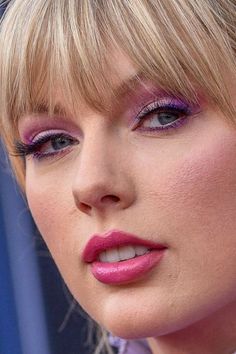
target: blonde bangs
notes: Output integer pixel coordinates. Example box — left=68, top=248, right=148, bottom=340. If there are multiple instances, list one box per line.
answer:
left=0, top=0, right=236, bottom=189
left=105, top=0, right=236, bottom=115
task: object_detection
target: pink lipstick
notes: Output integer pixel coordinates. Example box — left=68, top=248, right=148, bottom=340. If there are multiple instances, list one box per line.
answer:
left=82, top=230, right=167, bottom=284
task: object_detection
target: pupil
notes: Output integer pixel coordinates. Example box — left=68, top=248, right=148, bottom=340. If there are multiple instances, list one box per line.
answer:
left=159, top=112, right=179, bottom=125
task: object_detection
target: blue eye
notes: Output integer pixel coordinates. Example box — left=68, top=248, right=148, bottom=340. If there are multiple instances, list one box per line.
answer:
left=13, top=133, right=79, bottom=161
left=142, top=110, right=186, bottom=129
left=46, top=135, right=73, bottom=151
left=133, top=99, right=192, bottom=132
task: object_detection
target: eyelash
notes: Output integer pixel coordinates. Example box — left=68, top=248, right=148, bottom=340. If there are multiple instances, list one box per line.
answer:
left=13, top=99, right=194, bottom=161
left=133, top=99, right=191, bottom=132
left=14, top=133, right=80, bottom=161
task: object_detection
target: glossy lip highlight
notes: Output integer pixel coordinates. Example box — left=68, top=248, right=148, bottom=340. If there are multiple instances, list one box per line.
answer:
left=82, top=229, right=167, bottom=263
left=82, top=229, right=168, bottom=285
left=91, top=250, right=166, bottom=284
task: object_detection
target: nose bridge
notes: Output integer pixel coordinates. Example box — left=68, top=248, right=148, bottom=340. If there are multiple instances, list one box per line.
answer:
left=71, top=125, right=135, bottom=214
left=77, top=126, right=115, bottom=182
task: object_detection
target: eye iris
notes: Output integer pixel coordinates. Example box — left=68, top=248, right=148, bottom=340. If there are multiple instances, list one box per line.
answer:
left=51, top=136, right=70, bottom=150
left=158, top=111, right=180, bottom=125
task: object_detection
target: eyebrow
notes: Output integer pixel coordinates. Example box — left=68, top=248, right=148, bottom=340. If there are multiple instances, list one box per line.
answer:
left=113, top=71, right=145, bottom=98
left=32, top=103, right=68, bottom=116
left=28, top=71, right=145, bottom=117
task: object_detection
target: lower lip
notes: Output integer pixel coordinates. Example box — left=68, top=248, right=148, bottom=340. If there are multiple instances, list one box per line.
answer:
left=91, top=249, right=166, bottom=284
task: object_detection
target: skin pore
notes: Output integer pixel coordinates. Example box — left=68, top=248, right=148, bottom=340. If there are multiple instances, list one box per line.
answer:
left=17, top=51, right=236, bottom=354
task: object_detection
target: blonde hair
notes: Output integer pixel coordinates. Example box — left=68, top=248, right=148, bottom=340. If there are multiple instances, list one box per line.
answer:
left=0, top=0, right=236, bottom=189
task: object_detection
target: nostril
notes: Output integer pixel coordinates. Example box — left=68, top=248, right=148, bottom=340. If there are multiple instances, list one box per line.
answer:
left=77, top=202, right=92, bottom=214
left=101, top=195, right=120, bottom=204
left=75, top=195, right=120, bottom=214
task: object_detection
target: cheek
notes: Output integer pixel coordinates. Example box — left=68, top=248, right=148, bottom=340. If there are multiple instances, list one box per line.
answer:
left=139, top=130, right=236, bottom=298
left=138, top=129, right=236, bottom=236
left=167, top=133, right=236, bottom=269
left=166, top=135, right=236, bottom=233
left=25, top=175, right=87, bottom=300
left=132, top=127, right=236, bottom=296
left=25, top=171, right=76, bottom=254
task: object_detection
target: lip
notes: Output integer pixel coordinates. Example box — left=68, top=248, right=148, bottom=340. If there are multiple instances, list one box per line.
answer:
left=82, top=229, right=167, bottom=284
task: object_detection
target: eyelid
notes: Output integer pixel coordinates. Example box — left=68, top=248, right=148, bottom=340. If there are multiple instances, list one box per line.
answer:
left=30, top=129, right=72, bottom=143
left=135, top=97, right=191, bottom=120
left=130, top=97, right=192, bottom=130
left=18, top=115, right=83, bottom=143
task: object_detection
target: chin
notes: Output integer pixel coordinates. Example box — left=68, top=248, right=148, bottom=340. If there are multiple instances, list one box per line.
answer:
left=92, top=294, right=223, bottom=341
left=102, top=317, right=172, bottom=340
left=96, top=305, right=180, bottom=340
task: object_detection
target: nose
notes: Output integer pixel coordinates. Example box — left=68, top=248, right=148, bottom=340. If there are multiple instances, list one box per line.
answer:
left=72, top=130, right=135, bottom=216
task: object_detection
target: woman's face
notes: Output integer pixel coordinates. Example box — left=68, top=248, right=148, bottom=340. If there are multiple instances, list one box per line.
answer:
left=18, top=52, right=236, bottom=339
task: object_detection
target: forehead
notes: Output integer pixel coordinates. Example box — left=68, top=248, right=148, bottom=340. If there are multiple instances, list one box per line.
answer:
left=109, top=50, right=138, bottom=85
left=18, top=50, right=151, bottom=128
left=95, top=49, right=148, bottom=103
left=30, top=50, right=152, bottom=117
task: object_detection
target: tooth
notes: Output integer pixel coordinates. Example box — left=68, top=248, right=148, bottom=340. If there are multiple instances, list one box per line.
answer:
left=99, top=245, right=150, bottom=263
left=99, top=251, right=107, bottom=262
left=134, top=245, right=149, bottom=256
left=106, top=248, right=120, bottom=263
left=118, top=246, right=136, bottom=261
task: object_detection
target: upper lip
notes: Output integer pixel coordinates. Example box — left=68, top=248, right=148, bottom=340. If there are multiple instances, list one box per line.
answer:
left=82, top=229, right=167, bottom=263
